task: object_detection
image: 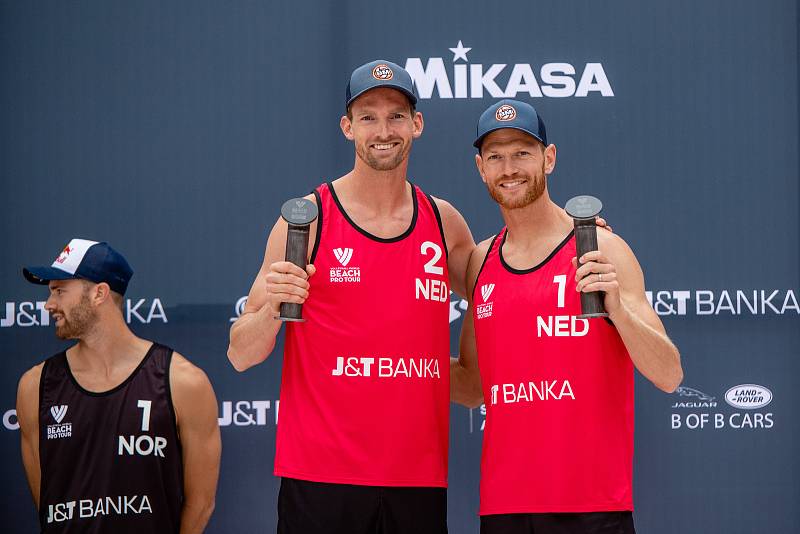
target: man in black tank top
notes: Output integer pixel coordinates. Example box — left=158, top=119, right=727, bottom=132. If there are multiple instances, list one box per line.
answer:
left=16, top=239, right=221, bottom=533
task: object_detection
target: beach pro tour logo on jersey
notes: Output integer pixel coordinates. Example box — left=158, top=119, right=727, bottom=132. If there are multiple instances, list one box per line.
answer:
left=495, top=105, right=516, bottom=121
left=372, top=64, right=393, bottom=80
left=334, top=247, right=353, bottom=266
left=476, top=283, right=495, bottom=319
left=47, top=405, right=72, bottom=440
left=330, top=247, right=360, bottom=282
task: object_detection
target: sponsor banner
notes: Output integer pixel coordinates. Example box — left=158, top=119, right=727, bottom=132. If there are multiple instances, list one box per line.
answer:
left=405, top=41, right=614, bottom=99
left=218, top=400, right=279, bottom=427
left=645, top=290, right=799, bottom=316
left=1, top=298, right=168, bottom=327
left=670, top=384, right=775, bottom=430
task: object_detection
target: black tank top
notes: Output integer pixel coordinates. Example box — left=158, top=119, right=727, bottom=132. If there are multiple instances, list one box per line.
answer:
left=38, top=342, right=183, bottom=533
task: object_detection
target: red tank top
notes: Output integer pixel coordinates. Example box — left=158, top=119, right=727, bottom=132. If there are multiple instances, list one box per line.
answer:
left=473, top=228, right=634, bottom=514
left=274, top=182, right=451, bottom=487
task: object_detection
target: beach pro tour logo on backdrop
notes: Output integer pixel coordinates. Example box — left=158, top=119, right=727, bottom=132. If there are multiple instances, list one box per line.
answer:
left=372, top=64, right=393, bottom=80
left=405, top=41, right=614, bottom=99
left=495, top=105, right=516, bottom=121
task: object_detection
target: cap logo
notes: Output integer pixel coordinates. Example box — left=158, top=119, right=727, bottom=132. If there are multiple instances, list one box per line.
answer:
left=55, top=245, right=73, bottom=264
left=372, top=64, right=394, bottom=80
left=495, top=104, right=517, bottom=122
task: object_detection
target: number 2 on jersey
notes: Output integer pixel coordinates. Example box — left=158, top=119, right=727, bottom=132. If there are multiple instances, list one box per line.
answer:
left=421, top=241, right=444, bottom=275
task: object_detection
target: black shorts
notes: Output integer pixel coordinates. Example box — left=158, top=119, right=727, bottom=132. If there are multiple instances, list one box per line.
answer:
left=277, top=477, right=448, bottom=534
left=480, top=511, right=635, bottom=534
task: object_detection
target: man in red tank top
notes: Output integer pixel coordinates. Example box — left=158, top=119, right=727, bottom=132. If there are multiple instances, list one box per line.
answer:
left=227, top=61, right=475, bottom=534
left=453, top=100, right=684, bottom=534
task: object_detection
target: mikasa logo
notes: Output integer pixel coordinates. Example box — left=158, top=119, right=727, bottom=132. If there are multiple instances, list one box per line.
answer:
left=333, top=248, right=353, bottom=267
left=405, top=42, right=614, bottom=99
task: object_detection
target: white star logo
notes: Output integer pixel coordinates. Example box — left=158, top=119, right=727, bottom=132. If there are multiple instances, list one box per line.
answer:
left=449, top=40, right=471, bottom=62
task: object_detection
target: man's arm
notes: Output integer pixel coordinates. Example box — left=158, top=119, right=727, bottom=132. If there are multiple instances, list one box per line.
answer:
left=431, top=197, right=475, bottom=299
left=574, top=231, right=683, bottom=392
left=227, top=194, right=317, bottom=371
left=170, top=354, right=222, bottom=534
left=451, top=239, right=491, bottom=408
left=17, top=363, right=43, bottom=509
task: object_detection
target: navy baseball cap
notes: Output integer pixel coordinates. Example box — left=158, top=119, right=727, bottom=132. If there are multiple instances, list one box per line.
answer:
left=346, top=60, right=418, bottom=109
left=23, top=239, right=133, bottom=295
left=474, top=99, right=548, bottom=149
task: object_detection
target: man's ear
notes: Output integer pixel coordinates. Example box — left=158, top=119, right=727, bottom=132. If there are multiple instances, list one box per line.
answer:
left=340, top=115, right=354, bottom=141
left=90, top=282, right=112, bottom=307
left=475, top=153, right=487, bottom=184
left=412, top=111, right=424, bottom=139
left=544, top=144, right=557, bottom=174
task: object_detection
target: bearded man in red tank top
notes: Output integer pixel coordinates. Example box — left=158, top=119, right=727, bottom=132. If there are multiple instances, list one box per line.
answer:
left=453, top=100, right=683, bottom=534
left=227, top=60, right=477, bottom=534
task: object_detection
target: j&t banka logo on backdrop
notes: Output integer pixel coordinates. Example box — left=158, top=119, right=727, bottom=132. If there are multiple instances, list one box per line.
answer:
left=1, top=298, right=168, bottom=327
left=405, top=41, right=614, bottom=99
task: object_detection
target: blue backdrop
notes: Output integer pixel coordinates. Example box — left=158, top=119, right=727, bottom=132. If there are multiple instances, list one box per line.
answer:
left=2, top=1, right=798, bottom=532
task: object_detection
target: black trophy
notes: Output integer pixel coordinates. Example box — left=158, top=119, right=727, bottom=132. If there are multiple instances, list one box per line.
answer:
left=278, top=197, right=318, bottom=322
left=565, top=195, right=608, bottom=319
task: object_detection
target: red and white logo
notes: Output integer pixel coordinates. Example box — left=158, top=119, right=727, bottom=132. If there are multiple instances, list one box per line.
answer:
left=55, top=245, right=72, bottom=265
left=330, top=248, right=360, bottom=283
left=372, top=64, right=393, bottom=80
left=495, top=104, right=516, bottom=122
left=476, top=283, right=495, bottom=319
left=333, top=248, right=353, bottom=267
left=481, top=283, right=495, bottom=302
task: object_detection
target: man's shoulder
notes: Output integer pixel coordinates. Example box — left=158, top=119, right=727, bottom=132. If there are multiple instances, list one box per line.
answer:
left=597, top=228, right=636, bottom=262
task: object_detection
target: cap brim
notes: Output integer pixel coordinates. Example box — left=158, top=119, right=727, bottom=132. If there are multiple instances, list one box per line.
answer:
left=474, top=126, right=545, bottom=148
left=23, top=266, right=77, bottom=285
left=346, top=84, right=418, bottom=108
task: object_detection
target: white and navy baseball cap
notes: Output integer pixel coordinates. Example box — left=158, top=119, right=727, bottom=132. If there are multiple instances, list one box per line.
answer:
left=474, top=99, right=548, bottom=149
left=345, top=59, right=418, bottom=109
left=23, top=239, right=133, bottom=295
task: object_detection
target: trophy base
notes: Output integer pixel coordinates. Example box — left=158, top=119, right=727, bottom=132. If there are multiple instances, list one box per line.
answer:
left=276, top=316, right=305, bottom=322
left=578, top=312, right=609, bottom=319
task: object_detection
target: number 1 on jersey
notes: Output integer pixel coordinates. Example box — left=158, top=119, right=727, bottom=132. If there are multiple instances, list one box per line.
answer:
left=553, top=275, right=566, bottom=308
left=137, top=400, right=152, bottom=432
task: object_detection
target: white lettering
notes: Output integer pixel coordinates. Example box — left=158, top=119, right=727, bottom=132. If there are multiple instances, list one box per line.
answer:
left=404, top=57, right=452, bottom=98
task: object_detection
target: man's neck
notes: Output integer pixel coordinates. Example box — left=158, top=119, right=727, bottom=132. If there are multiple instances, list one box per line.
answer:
left=501, top=191, right=573, bottom=249
left=335, top=155, right=411, bottom=213
left=68, top=313, right=147, bottom=376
